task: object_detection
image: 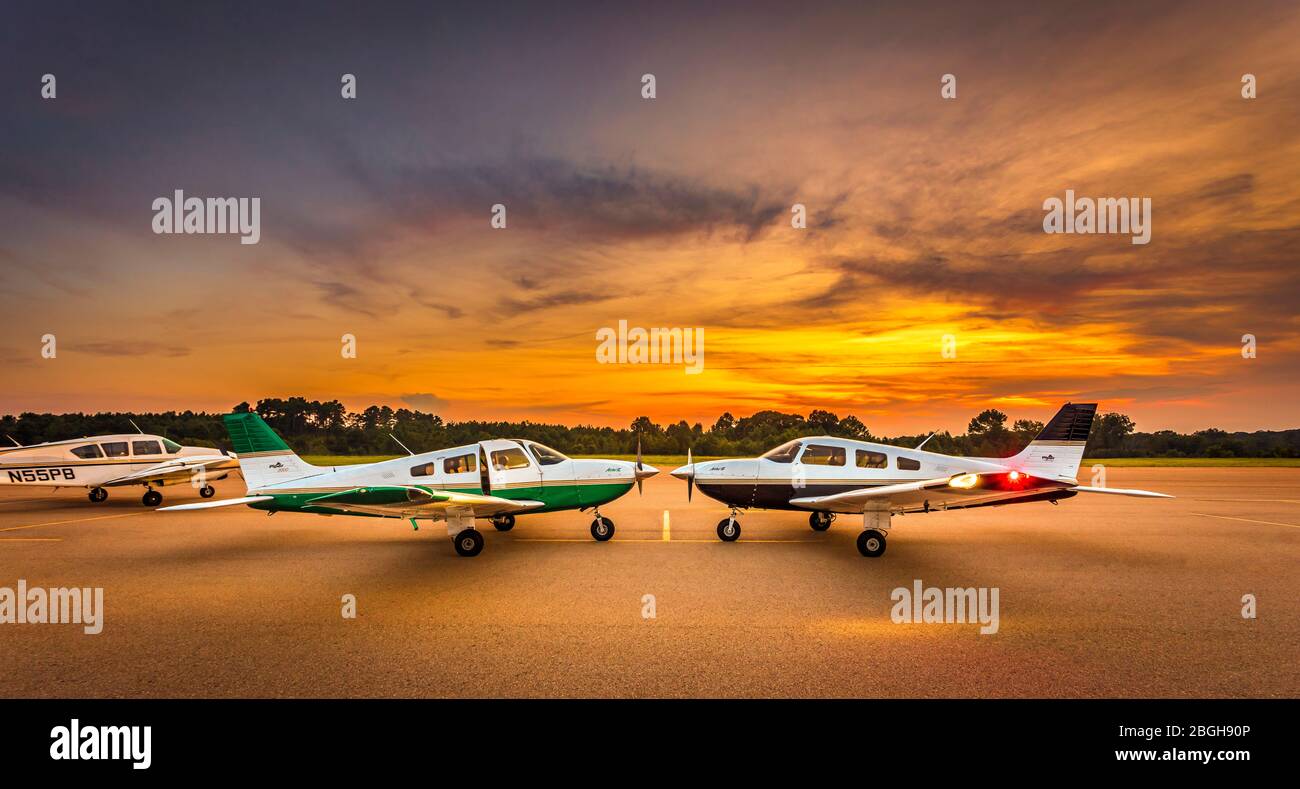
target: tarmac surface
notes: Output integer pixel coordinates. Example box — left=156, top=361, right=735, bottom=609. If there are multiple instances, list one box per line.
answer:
left=1, top=468, right=1296, bottom=698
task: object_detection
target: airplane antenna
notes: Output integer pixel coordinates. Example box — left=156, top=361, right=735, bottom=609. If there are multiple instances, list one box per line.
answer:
left=5, top=434, right=21, bottom=448
left=915, top=432, right=936, bottom=450
left=129, top=419, right=144, bottom=435
left=390, top=434, right=415, bottom=456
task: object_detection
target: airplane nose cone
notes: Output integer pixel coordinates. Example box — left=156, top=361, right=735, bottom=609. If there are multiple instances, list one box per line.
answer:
left=670, top=465, right=693, bottom=481
left=635, top=464, right=659, bottom=480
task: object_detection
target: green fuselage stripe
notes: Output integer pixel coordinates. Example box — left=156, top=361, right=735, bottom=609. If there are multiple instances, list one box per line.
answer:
left=249, top=482, right=634, bottom=517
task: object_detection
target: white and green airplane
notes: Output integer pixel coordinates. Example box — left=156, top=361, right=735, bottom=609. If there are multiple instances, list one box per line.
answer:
left=160, top=411, right=658, bottom=556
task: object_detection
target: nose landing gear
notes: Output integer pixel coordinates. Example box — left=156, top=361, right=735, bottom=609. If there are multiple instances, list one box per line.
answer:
left=809, top=511, right=835, bottom=531
left=590, top=507, right=615, bottom=541
left=716, top=508, right=742, bottom=542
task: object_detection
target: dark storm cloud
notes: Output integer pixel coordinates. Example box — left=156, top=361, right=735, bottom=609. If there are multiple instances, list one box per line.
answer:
left=498, top=288, right=613, bottom=314
left=77, top=341, right=190, bottom=358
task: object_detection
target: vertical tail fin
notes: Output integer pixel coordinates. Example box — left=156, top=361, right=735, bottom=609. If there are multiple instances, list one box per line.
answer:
left=1010, top=402, right=1097, bottom=481
left=222, top=412, right=323, bottom=490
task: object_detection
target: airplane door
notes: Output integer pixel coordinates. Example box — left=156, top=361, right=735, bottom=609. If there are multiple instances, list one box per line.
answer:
left=482, top=440, right=542, bottom=501
left=793, top=442, right=850, bottom=497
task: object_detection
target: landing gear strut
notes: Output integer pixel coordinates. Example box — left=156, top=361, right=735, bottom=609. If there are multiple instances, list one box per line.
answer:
left=142, top=488, right=162, bottom=507
left=809, top=511, right=835, bottom=531
left=199, top=484, right=216, bottom=498
left=88, top=487, right=108, bottom=503
left=590, top=508, right=615, bottom=541
left=716, top=508, right=741, bottom=542
left=492, top=513, right=516, bottom=531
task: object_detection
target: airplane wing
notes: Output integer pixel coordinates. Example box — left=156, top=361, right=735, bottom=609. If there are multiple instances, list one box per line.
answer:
left=789, top=472, right=1078, bottom=514
left=789, top=472, right=1172, bottom=514
left=1070, top=485, right=1173, bottom=498
left=101, top=455, right=236, bottom=487
left=297, top=486, right=545, bottom=519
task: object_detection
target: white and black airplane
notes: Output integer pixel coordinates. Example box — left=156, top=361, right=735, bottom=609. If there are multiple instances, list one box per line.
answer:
left=670, top=403, right=1170, bottom=557
left=0, top=429, right=239, bottom=506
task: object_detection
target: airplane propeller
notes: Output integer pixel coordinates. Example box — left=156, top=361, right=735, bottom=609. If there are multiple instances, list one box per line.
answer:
left=669, top=448, right=696, bottom=500
left=686, top=447, right=694, bottom=502
left=635, top=435, right=644, bottom=495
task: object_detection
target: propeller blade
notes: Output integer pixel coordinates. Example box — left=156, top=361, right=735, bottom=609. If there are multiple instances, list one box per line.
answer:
left=636, top=435, right=643, bottom=495
left=687, top=447, right=694, bottom=502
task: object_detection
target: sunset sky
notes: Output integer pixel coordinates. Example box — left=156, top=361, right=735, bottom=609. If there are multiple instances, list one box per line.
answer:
left=2, top=1, right=1298, bottom=435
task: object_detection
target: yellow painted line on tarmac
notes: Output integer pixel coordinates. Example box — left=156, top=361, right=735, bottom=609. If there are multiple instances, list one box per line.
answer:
left=516, top=538, right=819, bottom=544
left=0, top=511, right=150, bottom=534
left=0, top=497, right=66, bottom=506
left=1189, top=512, right=1299, bottom=529
left=0, top=537, right=64, bottom=542
left=1190, top=498, right=1300, bottom=504
left=662, top=510, right=670, bottom=541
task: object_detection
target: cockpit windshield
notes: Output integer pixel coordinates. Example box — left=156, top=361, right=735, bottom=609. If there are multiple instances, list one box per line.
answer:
left=528, top=443, right=569, bottom=466
left=161, top=438, right=183, bottom=454
left=760, top=439, right=801, bottom=463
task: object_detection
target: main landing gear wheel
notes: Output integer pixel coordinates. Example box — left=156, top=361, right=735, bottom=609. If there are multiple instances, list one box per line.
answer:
left=716, top=517, right=741, bottom=542
left=142, top=489, right=162, bottom=507
left=590, top=516, right=615, bottom=541
left=199, top=485, right=216, bottom=499
left=88, top=487, right=108, bottom=503
left=857, top=529, right=887, bottom=558
left=453, top=528, right=484, bottom=557
left=492, top=513, right=516, bottom=531
left=809, top=511, right=834, bottom=531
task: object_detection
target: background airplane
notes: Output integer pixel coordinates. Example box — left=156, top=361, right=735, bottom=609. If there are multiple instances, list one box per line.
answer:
left=0, top=427, right=239, bottom=506
left=162, top=411, right=659, bottom=556
left=670, top=403, right=1171, bottom=557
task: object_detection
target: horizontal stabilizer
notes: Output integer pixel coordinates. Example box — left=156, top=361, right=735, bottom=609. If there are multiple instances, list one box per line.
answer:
left=158, top=495, right=273, bottom=511
left=1071, top=485, right=1172, bottom=498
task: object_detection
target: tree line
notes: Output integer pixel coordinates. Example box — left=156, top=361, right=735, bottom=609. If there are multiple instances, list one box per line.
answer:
left=1, top=397, right=1297, bottom=458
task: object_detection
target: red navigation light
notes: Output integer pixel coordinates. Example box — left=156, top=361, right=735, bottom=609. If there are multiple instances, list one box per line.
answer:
left=1008, top=471, right=1021, bottom=482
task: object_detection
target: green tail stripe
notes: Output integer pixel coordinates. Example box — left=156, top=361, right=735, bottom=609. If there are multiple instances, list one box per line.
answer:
left=223, top=412, right=291, bottom=454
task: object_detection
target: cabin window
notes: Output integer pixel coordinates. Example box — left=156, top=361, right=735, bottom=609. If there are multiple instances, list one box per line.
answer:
left=132, top=440, right=162, bottom=456
left=71, top=444, right=104, bottom=459
left=528, top=443, right=568, bottom=466
left=102, top=442, right=129, bottom=458
left=490, top=448, right=531, bottom=471
left=760, top=440, right=801, bottom=463
left=896, top=456, right=921, bottom=471
left=800, top=444, right=846, bottom=466
left=410, top=462, right=436, bottom=477
left=856, top=450, right=887, bottom=469
left=162, top=438, right=183, bottom=454
left=443, top=453, right=477, bottom=474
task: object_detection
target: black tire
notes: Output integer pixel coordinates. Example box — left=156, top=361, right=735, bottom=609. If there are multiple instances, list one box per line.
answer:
left=142, top=489, right=162, bottom=507
left=199, top=485, right=216, bottom=498
left=590, top=516, right=615, bottom=541
left=809, top=511, right=833, bottom=531
left=492, top=514, right=515, bottom=531
left=88, top=487, right=108, bottom=503
left=453, top=528, right=484, bottom=557
left=856, top=529, right=887, bottom=558
left=716, top=518, right=741, bottom=542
